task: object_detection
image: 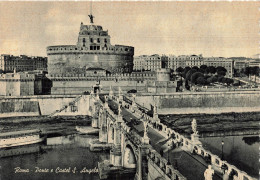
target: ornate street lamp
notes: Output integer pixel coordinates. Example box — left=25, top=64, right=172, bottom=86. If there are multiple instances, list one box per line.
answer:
left=221, top=140, right=224, bottom=160
left=167, top=141, right=171, bottom=165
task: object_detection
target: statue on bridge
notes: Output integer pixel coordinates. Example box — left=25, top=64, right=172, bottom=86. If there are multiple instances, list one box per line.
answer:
left=192, top=118, right=198, bottom=135
left=109, top=86, right=114, bottom=97
left=204, top=165, right=214, bottom=180
left=153, top=104, right=158, bottom=114
left=118, top=104, right=122, bottom=116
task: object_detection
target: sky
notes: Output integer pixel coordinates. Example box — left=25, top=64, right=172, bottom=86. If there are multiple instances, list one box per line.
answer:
left=0, top=1, right=259, bottom=58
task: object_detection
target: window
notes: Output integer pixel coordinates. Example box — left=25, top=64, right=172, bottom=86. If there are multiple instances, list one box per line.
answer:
left=83, top=38, right=86, bottom=47
left=71, top=105, right=78, bottom=112
left=90, top=38, right=93, bottom=43
left=104, top=39, right=107, bottom=43
left=97, top=38, right=100, bottom=43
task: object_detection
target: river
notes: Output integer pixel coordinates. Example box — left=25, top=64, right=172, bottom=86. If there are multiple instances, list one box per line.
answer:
left=200, top=135, right=259, bottom=178
left=0, top=134, right=110, bottom=180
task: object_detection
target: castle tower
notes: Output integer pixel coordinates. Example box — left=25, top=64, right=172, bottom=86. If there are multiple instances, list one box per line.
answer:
left=47, top=6, right=134, bottom=75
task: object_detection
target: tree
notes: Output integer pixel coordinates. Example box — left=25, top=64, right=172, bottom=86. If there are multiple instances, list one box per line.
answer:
left=206, top=76, right=218, bottom=84
left=196, top=77, right=207, bottom=85
left=200, top=65, right=207, bottom=70
left=217, top=71, right=226, bottom=77
left=186, top=69, right=198, bottom=81
left=249, top=66, right=260, bottom=83
left=233, top=68, right=239, bottom=77
left=192, top=66, right=199, bottom=71
left=182, top=67, right=191, bottom=78
left=221, top=78, right=228, bottom=84
left=191, top=72, right=204, bottom=84
left=206, top=66, right=216, bottom=74
left=226, top=78, right=234, bottom=86
left=217, top=76, right=224, bottom=83
left=176, top=67, right=184, bottom=75
left=251, top=66, right=259, bottom=76
left=244, top=67, right=250, bottom=77
left=198, top=68, right=205, bottom=74
left=216, top=66, right=227, bottom=73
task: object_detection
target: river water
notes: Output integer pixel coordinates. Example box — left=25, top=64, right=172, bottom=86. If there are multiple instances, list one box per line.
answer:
left=200, top=135, right=259, bottom=178
left=0, top=134, right=110, bottom=180
left=0, top=128, right=258, bottom=180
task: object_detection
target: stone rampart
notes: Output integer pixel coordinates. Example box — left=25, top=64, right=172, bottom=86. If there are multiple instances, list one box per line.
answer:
left=0, top=100, right=40, bottom=117
left=135, top=91, right=260, bottom=114
left=0, top=95, right=90, bottom=118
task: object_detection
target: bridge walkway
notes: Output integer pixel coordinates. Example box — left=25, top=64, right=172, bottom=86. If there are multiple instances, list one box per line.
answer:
left=107, top=99, right=222, bottom=180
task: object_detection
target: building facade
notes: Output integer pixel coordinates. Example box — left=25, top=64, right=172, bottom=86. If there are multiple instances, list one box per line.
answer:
left=134, top=54, right=234, bottom=77
left=0, top=55, right=47, bottom=73
left=248, top=59, right=260, bottom=68
left=233, top=60, right=249, bottom=71
left=203, top=57, right=234, bottom=77
left=47, top=16, right=134, bottom=75
left=133, top=54, right=162, bottom=71
left=0, top=72, right=35, bottom=96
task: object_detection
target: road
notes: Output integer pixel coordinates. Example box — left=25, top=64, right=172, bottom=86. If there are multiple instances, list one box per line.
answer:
left=107, top=98, right=222, bottom=180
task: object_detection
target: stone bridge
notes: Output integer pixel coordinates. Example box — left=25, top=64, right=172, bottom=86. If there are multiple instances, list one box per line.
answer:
left=88, top=90, right=186, bottom=180
left=87, top=89, right=256, bottom=180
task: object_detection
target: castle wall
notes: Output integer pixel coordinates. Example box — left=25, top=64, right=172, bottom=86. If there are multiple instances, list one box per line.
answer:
left=50, top=79, right=148, bottom=95
left=0, top=81, right=7, bottom=95
left=0, top=95, right=90, bottom=118
left=0, top=73, right=35, bottom=96
left=0, top=100, right=40, bottom=117
left=135, top=91, right=260, bottom=114
left=48, top=52, right=133, bottom=75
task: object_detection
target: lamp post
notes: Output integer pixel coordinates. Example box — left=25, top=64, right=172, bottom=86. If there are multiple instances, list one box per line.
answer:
left=221, top=140, right=224, bottom=160
left=167, top=140, right=171, bottom=165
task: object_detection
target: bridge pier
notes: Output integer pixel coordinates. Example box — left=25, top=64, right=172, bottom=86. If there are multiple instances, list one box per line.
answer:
left=99, top=108, right=108, bottom=143
left=135, top=145, right=149, bottom=180
left=90, top=96, right=99, bottom=128
left=107, top=124, right=114, bottom=144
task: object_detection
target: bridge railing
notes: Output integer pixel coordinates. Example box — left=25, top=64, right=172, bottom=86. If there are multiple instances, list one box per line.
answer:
left=105, top=94, right=187, bottom=179
left=147, top=147, right=187, bottom=180
left=115, top=94, right=257, bottom=180
left=92, top=94, right=256, bottom=180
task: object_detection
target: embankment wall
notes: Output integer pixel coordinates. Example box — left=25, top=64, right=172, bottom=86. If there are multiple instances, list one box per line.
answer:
left=0, top=95, right=90, bottom=118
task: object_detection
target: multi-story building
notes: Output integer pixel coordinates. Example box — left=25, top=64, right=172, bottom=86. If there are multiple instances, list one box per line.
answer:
left=134, top=54, right=234, bottom=77
left=203, top=57, right=234, bottom=77
left=248, top=59, right=260, bottom=68
left=133, top=54, right=162, bottom=71
left=133, top=55, right=147, bottom=71
left=168, top=55, right=185, bottom=70
left=233, top=60, right=249, bottom=71
left=0, top=54, right=47, bottom=73
left=167, top=54, right=203, bottom=70
left=184, top=54, right=203, bottom=67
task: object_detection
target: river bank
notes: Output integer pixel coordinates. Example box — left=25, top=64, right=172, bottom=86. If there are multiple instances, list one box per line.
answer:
left=159, top=111, right=260, bottom=137
left=0, top=115, right=92, bottom=134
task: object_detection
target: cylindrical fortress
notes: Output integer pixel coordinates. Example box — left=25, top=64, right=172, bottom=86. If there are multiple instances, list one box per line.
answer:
left=156, top=68, right=171, bottom=81
left=47, top=22, right=134, bottom=75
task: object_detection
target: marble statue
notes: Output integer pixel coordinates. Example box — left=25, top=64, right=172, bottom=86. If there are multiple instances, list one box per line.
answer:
left=204, top=165, right=214, bottom=180
left=192, top=118, right=198, bottom=135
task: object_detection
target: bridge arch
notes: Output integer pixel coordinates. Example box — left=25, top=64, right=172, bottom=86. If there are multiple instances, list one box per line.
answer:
left=107, top=122, right=114, bottom=143
left=123, top=143, right=137, bottom=169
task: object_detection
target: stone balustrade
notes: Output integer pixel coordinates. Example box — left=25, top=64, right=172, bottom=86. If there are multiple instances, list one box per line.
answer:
left=117, top=94, right=257, bottom=180
left=147, top=148, right=187, bottom=180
